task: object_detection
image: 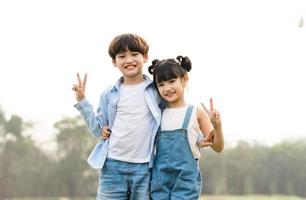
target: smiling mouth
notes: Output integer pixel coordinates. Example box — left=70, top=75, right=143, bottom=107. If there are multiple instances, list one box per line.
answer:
left=165, top=92, right=175, bottom=97
left=125, top=65, right=136, bottom=69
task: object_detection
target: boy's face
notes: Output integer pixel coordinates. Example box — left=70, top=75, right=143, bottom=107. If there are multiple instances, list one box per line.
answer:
left=112, top=50, right=148, bottom=82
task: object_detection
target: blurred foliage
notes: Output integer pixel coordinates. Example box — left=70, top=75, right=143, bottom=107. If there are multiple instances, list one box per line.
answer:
left=0, top=108, right=306, bottom=198
left=0, top=109, right=97, bottom=199
left=201, top=139, right=306, bottom=197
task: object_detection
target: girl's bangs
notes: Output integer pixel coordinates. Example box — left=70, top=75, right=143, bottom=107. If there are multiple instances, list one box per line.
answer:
left=155, top=66, right=178, bottom=83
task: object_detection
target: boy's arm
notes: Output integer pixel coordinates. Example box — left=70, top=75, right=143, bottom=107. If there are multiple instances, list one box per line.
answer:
left=74, top=98, right=105, bottom=137
left=72, top=73, right=106, bottom=137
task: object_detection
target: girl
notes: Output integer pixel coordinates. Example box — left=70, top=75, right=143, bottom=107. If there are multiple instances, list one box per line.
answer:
left=148, top=56, right=224, bottom=200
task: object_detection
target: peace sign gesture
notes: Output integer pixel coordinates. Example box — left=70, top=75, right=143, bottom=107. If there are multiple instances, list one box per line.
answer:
left=201, top=98, right=222, bottom=130
left=199, top=98, right=224, bottom=152
left=72, top=73, right=87, bottom=102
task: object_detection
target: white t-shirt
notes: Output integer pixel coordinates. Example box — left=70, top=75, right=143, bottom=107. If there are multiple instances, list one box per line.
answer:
left=161, top=104, right=214, bottom=159
left=108, top=81, right=155, bottom=163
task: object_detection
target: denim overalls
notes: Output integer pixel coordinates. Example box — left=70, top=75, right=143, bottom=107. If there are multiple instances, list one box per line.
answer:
left=151, top=105, right=202, bottom=200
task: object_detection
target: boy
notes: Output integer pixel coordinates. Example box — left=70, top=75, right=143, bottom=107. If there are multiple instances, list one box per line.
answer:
left=72, top=33, right=161, bottom=199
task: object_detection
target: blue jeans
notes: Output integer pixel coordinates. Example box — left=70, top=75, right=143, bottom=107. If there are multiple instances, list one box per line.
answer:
left=96, top=158, right=151, bottom=200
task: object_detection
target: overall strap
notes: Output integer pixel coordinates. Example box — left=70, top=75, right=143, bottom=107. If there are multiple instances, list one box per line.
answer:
left=181, top=105, right=194, bottom=129
left=158, top=107, right=167, bottom=131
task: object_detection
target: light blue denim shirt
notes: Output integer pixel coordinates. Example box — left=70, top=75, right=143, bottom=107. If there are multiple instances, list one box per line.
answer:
left=74, top=75, right=162, bottom=169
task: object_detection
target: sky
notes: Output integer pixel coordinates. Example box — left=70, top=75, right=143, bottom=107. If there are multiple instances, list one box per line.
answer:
left=0, top=0, right=305, bottom=148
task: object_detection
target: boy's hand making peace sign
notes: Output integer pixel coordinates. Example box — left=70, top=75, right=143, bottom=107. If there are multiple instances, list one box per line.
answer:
left=72, top=73, right=87, bottom=102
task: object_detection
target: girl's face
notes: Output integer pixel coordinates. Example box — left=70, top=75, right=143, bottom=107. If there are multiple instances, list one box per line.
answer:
left=156, top=75, right=188, bottom=107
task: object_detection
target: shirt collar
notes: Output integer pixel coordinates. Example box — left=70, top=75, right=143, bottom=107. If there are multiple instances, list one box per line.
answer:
left=112, top=74, right=153, bottom=91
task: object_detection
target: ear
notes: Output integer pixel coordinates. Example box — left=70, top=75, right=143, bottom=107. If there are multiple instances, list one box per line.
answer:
left=143, top=54, right=148, bottom=63
left=112, top=59, right=118, bottom=67
left=182, top=74, right=189, bottom=87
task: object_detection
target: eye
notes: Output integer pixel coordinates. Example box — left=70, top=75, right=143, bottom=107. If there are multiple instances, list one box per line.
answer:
left=169, top=79, right=176, bottom=83
left=157, top=83, right=164, bottom=87
left=132, top=52, right=140, bottom=56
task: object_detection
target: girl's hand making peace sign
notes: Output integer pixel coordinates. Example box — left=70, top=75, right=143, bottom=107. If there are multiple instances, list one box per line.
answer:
left=198, top=98, right=224, bottom=151
left=72, top=73, right=87, bottom=102
left=201, top=98, right=222, bottom=130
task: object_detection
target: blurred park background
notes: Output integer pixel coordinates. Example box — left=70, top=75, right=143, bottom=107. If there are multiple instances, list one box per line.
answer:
left=1, top=0, right=305, bottom=199
left=1, top=109, right=305, bottom=199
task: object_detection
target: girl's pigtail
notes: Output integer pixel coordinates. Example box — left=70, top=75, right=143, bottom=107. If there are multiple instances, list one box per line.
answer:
left=148, top=59, right=159, bottom=75
left=176, top=56, right=192, bottom=72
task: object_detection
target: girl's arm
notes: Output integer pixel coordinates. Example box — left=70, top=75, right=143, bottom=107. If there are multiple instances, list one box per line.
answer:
left=200, top=99, right=224, bottom=153
left=209, top=109, right=224, bottom=153
left=197, top=105, right=214, bottom=148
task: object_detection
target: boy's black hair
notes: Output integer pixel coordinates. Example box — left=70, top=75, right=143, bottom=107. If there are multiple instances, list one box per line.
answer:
left=148, top=56, right=192, bottom=87
left=108, top=33, right=149, bottom=59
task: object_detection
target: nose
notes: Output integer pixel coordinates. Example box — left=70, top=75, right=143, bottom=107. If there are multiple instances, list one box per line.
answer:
left=164, top=84, right=172, bottom=92
left=125, top=55, right=133, bottom=64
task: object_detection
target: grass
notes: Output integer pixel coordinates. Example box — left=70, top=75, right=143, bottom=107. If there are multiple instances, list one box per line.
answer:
left=201, top=195, right=306, bottom=200
left=12, top=195, right=306, bottom=200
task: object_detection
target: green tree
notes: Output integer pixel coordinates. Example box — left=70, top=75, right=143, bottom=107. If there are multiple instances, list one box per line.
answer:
left=201, top=139, right=306, bottom=197
left=0, top=111, right=24, bottom=198
left=54, top=116, right=97, bottom=197
left=0, top=109, right=52, bottom=198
